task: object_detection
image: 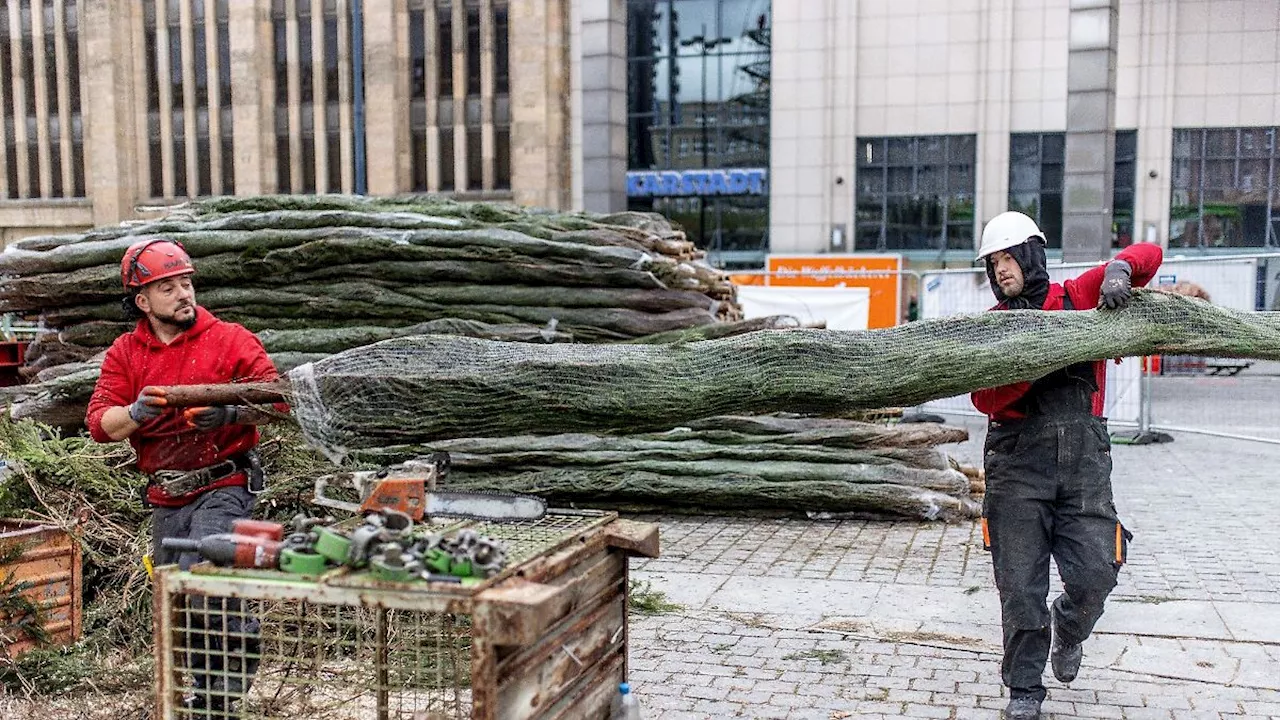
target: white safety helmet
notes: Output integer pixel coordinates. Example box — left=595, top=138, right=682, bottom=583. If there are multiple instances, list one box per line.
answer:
left=976, top=211, right=1046, bottom=262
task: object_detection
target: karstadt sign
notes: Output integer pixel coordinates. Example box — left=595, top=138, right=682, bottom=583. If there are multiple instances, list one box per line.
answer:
left=626, top=168, right=768, bottom=198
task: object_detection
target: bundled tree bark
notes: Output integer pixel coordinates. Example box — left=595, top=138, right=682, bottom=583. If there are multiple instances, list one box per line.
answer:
left=1, top=196, right=747, bottom=391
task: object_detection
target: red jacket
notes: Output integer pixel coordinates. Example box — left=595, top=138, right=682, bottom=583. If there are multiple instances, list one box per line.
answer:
left=972, top=243, right=1164, bottom=422
left=86, top=307, right=282, bottom=507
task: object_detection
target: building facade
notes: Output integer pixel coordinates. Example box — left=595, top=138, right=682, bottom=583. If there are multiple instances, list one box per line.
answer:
left=3, top=0, right=1278, bottom=270
left=0, top=0, right=583, bottom=245
left=765, top=0, right=1280, bottom=267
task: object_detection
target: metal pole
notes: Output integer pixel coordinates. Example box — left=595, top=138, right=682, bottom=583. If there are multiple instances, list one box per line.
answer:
left=352, top=0, right=367, bottom=194
left=699, top=32, right=708, bottom=247
left=1139, top=356, right=1153, bottom=435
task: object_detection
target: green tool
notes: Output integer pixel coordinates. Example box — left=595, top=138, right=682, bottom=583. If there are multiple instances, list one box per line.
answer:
left=279, top=547, right=328, bottom=575
left=313, top=526, right=352, bottom=565
left=423, top=547, right=475, bottom=578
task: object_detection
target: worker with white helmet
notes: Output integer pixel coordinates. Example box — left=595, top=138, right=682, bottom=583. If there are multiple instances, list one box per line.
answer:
left=971, top=212, right=1163, bottom=720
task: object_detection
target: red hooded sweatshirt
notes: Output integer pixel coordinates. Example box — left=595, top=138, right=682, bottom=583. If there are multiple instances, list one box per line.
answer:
left=86, top=307, right=282, bottom=507
left=971, top=243, right=1164, bottom=422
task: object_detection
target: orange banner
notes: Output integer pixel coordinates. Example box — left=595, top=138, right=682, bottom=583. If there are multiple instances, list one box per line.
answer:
left=730, top=255, right=903, bottom=329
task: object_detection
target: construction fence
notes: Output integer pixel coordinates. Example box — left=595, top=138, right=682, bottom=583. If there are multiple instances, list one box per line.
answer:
left=918, top=253, right=1280, bottom=444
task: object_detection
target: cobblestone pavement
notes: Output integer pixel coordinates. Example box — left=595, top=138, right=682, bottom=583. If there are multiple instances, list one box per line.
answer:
left=626, top=418, right=1280, bottom=719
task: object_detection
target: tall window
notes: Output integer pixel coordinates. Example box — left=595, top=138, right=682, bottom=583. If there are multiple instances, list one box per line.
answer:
left=1009, top=130, right=1137, bottom=249
left=1008, top=133, right=1063, bottom=248
left=0, top=0, right=88, bottom=198
left=856, top=135, right=976, bottom=251
left=143, top=0, right=234, bottom=198
left=1171, top=127, right=1279, bottom=248
left=626, top=0, right=771, bottom=263
left=409, top=0, right=511, bottom=193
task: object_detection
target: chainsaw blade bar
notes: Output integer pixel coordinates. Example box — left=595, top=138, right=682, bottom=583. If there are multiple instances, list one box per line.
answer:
left=425, top=491, right=546, bottom=521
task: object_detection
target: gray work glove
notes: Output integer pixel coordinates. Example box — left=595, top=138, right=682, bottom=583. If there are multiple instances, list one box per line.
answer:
left=1099, top=259, right=1133, bottom=310
left=184, top=405, right=240, bottom=432
left=128, top=387, right=167, bottom=424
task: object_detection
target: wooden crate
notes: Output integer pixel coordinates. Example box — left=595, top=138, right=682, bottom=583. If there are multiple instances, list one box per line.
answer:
left=153, top=510, right=659, bottom=720
left=0, top=519, right=84, bottom=659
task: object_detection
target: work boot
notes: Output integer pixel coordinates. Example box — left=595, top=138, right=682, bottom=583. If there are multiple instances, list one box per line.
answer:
left=1004, top=696, right=1042, bottom=719
left=1051, top=606, right=1083, bottom=683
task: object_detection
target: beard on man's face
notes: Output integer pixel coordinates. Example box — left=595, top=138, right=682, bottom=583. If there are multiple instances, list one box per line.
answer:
left=152, top=303, right=197, bottom=331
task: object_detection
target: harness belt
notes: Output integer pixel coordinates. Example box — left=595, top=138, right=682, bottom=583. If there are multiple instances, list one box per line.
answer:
left=152, top=450, right=263, bottom=497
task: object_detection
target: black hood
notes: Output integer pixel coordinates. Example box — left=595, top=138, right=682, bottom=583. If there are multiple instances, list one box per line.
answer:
left=986, top=240, right=1049, bottom=309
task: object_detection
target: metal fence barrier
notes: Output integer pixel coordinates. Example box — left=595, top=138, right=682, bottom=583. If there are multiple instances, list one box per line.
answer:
left=918, top=254, right=1280, bottom=445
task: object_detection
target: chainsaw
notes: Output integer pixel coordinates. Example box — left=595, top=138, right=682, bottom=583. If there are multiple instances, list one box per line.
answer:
left=147, top=382, right=546, bottom=525
left=313, top=452, right=546, bottom=523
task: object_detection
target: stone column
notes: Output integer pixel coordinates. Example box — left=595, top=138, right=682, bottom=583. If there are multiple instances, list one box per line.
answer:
left=82, top=0, right=139, bottom=225
left=510, top=0, right=572, bottom=210
left=1062, top=0, right=1120, bottom=262
left=227, top=0, right=277, bottom=195
left=576, top=0, right=627, bottom=213
left=363, top=0, right=412, bottom=195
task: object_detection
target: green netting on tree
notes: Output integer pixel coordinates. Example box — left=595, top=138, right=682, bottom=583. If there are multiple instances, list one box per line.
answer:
left=282, top=290, right=1280, bottom=460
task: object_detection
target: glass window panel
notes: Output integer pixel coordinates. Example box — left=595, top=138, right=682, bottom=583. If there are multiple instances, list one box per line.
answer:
left=173, top=135, right=187, bottom=196
left=855, top=224, right=883, bottom=251
left=466, top=128, right=482, bottom=190
left=1239, top=127, right=1275, bottom=158
left=1113, top=161, right=1134, bottom=191
left=1010, top=161, right=1039, bottom=192
left=1009, top=192, right=1039, bottom=218
left=857, top=167, right=884, bottom=196
left=196, top=136, right=212, bottom=196
left=1041, top=133, right=1065, bottom=161
left=1205, top=128, right=1237, bottom=158
left=275, top=133, right=290, bottom=192
left=946, top=222, right=974, bottom=250
left=437, top=6, right=452, bottom=96
left=1204, top=160, right=1236, bottom=189
left=1040, top=193, right=1063, bottom=248
left=439, top=126, right=455, bottom=190
left=918, top=136, right=946, bottom=163
left=495, top=4, right=509, bottom=94
left=1114, top=130, right=1136, bottom=160
left=221, top=137, right=234, bottom=194
left=628, top=1, right=668, bottom=58
left=1010, top=134, right=1040, bottom=165
left=1040, top=162, right=1063, bottom=192
left=673, top=0, right=718, bottom=57
left=857, top=138, right=884, bottom=166
left=948, top=134, right=975, bottom=163
left=495, top=125, right=512, bottom=189
left=887, top=137, right=915, bottom=165
left=856, top=199, right=884, bottom=224
left=918, top=165, right=944, bottom=194
left=466, top=6, right=481, bottom=96
left=887, top=166, right=913, bottom=193
left=1237, top=159, right=1269, bottom=197
left=949, top=164, right=974, bottom=193
left=1172, top=129, right=1197, bottom=158
left=409, top=10, right=425, bottom=98
left=298, top=4, right=313, bottom=103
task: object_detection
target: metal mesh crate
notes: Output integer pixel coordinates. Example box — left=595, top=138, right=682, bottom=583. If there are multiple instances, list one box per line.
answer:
left=153, top=510, right=658, bottom=720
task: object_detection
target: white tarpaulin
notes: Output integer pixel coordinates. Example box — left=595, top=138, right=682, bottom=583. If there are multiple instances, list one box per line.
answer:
left=735, top=285, right=872, bottom=331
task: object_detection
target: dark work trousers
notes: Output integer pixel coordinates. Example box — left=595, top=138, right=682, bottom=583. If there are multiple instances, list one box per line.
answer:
left=983, top=387, right=1130, bottom=702
left=153, top=485, right=260, bottom=716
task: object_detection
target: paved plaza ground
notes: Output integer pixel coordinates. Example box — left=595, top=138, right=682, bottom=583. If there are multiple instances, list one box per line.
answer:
left=627, top=416, right=1280, bottom=719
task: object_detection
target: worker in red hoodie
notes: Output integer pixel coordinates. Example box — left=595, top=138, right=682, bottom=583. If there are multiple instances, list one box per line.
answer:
left=971, top=212, right=1163, bottom=720
left=86, top=238, right=284, bottom=718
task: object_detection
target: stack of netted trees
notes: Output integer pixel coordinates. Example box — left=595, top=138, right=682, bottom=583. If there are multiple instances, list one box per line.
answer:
left=356, top=415, right=982, bottom=521
left=1, top=195, right=758, bottom=426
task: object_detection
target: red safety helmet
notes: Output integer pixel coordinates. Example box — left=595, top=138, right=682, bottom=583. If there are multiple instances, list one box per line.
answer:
left=120, top=239, right=195, bottom=289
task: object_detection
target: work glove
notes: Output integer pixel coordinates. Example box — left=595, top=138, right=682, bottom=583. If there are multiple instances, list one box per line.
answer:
left=1099, top=259, right=1133, bottom=310
left=128, top=386, right=167, bottom=424
left=184, top=405, right=240, bottom=432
